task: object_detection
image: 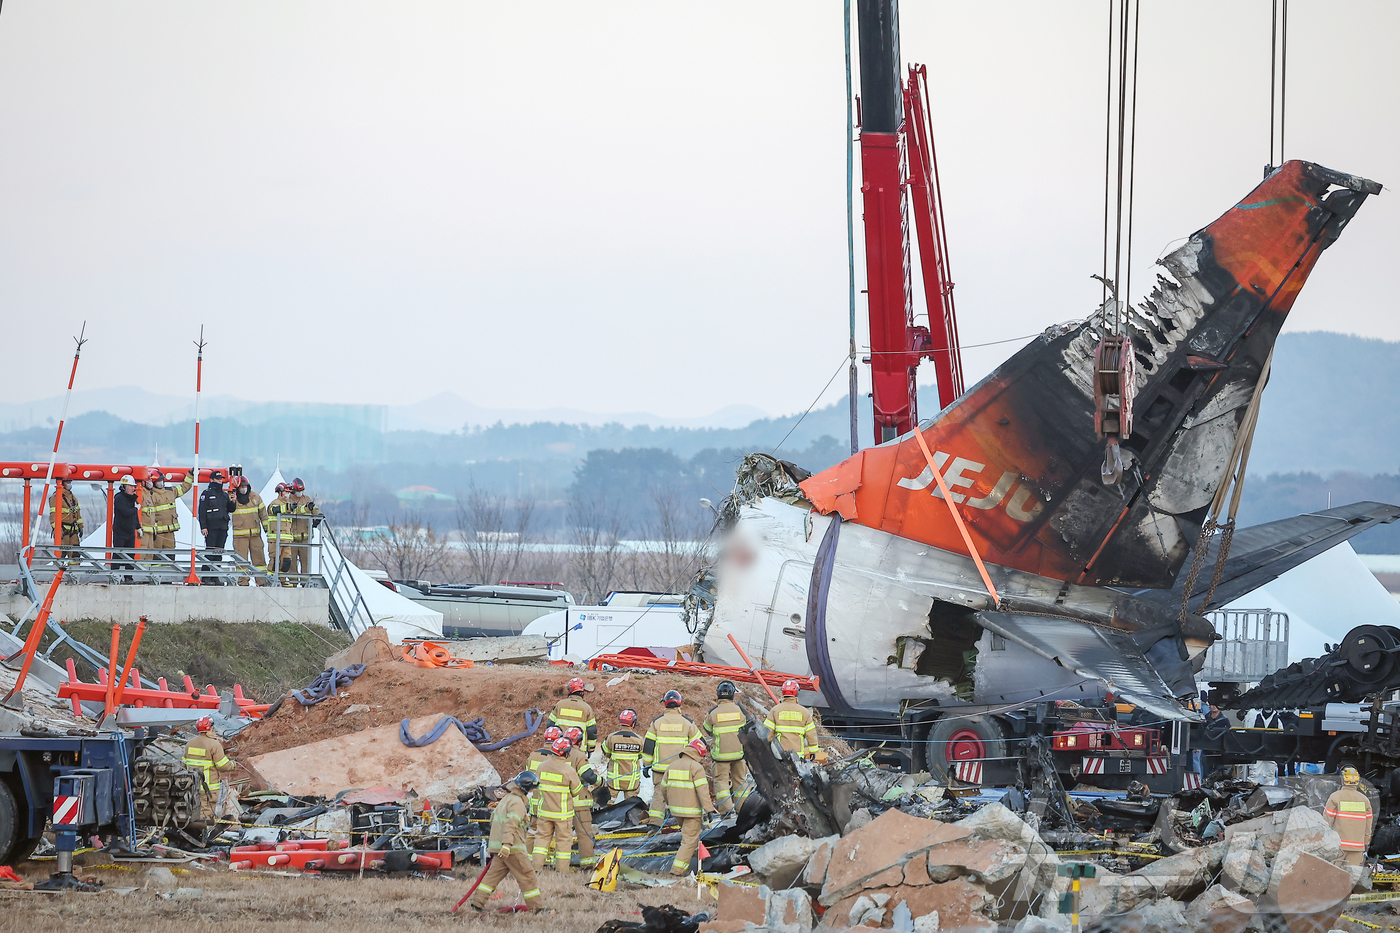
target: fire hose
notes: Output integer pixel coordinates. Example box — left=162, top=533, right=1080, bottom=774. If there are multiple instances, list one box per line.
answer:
left=399, top=709, right=545, bottom=752
left=451, top=855, right=494, bottom=913
left=292, top=665, right=367, bottom=706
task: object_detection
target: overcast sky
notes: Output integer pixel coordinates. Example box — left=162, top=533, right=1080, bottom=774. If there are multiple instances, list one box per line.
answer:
left=0, top=1, right=1395, bottom=421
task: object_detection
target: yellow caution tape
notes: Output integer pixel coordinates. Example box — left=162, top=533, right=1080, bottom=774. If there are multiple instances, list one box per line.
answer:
left=1054, top=850, right=1165, bottom=861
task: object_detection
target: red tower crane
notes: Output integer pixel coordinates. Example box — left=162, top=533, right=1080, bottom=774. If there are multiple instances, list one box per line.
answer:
left=856, top=0, right=963, bottom=444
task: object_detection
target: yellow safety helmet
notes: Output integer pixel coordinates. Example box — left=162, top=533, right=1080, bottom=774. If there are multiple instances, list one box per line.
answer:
left=1342, top=766, right=1361, bottom=785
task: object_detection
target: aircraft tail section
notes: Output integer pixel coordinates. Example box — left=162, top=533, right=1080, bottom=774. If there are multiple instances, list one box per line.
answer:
left=800, top=161, right=1380, bottom=587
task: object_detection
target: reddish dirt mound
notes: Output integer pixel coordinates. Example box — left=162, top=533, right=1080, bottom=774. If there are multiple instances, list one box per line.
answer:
left=229, top=662, right=768, bottom=782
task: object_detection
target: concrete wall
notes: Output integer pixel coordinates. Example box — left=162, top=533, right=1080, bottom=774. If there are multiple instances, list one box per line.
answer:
left=3, top=583, right=331, bottom=626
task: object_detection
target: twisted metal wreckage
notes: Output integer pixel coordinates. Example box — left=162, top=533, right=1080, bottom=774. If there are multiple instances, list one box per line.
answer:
left=690, top=161, right=1397, bottom=736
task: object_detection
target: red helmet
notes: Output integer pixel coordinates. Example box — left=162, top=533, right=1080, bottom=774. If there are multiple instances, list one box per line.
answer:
left=566, top=677, right=585, bottom=695
left=782, top=680, right=800, bottom=698
left=543, top=726, right=563, bottom=743
left=291, top=478, right=305, bottom=492
left=551, top=737, right=573, bottom=756
left=276, top=482, right=289, bottom=494
left=564, top=727, right=584, bottom=746
left=663, top=689, right=682, bottom=708
left=619, top=709, right=637, bottom=727
left=148, top=468, right=164, bottom=482
left=687, top=737, right=709, bottom=758
left=237, top=475, right=251, bottom=488
left=196, top=716, right=213, bottom=732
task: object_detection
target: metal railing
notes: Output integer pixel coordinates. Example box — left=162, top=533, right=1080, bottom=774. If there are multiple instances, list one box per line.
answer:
left=13, top=516, right=377, bottom=638
left=20, top=544, right=274, bottom=591
left=1200, top=608, right=1290, bottom=683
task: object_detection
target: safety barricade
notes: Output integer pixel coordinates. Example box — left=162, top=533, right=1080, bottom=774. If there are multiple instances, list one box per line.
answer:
left=58, top=659, right=270, bottom=719
left=586, top=652, right=820, bottom=693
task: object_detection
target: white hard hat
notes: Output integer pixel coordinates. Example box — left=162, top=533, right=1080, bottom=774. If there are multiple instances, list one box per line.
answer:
left=119, top=474, right=136, bottom=486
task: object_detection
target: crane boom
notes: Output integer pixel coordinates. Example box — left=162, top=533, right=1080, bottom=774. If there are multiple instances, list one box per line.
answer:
left=856, top=0, right=962, bottom=444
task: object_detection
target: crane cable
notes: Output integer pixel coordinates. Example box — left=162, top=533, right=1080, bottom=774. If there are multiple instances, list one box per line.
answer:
left=1100, top=0, right=1141, bottom=334
left=1269, top=0, right=1289, bottom=169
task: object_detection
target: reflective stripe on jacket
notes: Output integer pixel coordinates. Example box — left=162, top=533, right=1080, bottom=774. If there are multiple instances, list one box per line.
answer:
left=288, top=493, right=320, bottom=542
left=182, top=733, right=233, bottom=792
left=1325, top=787, right=1374, bottom=851
left=49, top=489, right=83, bottom=534
left=231, top=491, right=267, bottom=537
left=763, top=699, right=818, bottom=754
left=643, top=712, right=701, bottom=768
left=488, top=788, right=532, bottom=852
left=550, top=696, right=598, bottom=749
left=534, top=756, right=581, bottom=821
left=649, top=752, right=712, bottom=820
left=264, top=498, right=297, bottom=543
left=139, top=474, right=194, bottom=534
left=701, top=701, right=747, bottom=761
left=566, top=747, right=598, bottom=808
left=603, top=730, right=644, bottom=790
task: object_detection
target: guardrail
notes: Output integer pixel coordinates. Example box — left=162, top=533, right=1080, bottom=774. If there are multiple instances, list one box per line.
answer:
left=1200, top=608, right=1289, bottom=683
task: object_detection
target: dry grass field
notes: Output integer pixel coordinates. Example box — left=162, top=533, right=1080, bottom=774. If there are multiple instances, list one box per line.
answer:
left=0, top=859, right=714, bottom=933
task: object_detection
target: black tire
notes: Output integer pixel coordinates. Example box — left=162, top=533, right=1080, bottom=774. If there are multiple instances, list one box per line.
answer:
left=925, top=715, right=1008, bottom=786
left=0, top=780, right=17, bottom=866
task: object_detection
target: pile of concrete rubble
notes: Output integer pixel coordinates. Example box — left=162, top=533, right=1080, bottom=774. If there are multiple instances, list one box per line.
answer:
left=712, top=796, right=1360, bottom=933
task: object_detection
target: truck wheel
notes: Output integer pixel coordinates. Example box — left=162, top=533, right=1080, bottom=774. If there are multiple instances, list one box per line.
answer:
left=926, top=715, right=1008, bottom=786
left=0, top=780, right=17, bottom=866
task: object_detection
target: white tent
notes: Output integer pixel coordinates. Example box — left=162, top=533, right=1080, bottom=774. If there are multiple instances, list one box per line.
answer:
left=1224, top=542, right=1400, bottom=661
left=338, top=557, right=444, bottom=642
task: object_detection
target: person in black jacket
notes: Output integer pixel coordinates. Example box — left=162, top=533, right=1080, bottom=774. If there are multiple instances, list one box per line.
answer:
left=197, top=469, right=233, bottom=584
left=113, top=474, right=141, bottom=582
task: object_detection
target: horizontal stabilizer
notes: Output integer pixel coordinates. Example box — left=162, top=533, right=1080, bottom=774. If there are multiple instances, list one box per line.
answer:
left=972, top=611, right=1200, bottom=722
left=1142, top=501, right=1400, bottom=612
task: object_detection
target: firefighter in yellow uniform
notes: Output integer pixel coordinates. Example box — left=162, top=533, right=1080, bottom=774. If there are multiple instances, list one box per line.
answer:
left=643, top=690, right=701, bottom=775
left=182, top=716, right=236, bottom=815
left=549, top=677, right=598, bottom=751
left=264, top=483, right=297, bottom=579
left=531, top=737, right=581, bottom=873
left=467, top=772, right=547, bottom=915
left=140, top=468, right=195, bottom=568
left=701, top=680, right=749, bottom=815
left=603, top=709, right=646, bottom=802
left=286, top=477, right=320, bottom=576
left=48, top=477, right=84, bottom=560
left=1324, top=766, right=1374, bottom=866
left=523, top=727, right=563, bottom=852
left=230, top=476, right=268, bottom=585
left=764, top=680, right=821, bottom=758
left=649, top=737, right=715, bottom=876
left=562, top=727, right=601, bottom=868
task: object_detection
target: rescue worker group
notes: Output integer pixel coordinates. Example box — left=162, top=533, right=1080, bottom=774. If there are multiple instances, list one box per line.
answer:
left=458, top=675, right=821, bottom=916
left=48, top=468, right=320, bottom=584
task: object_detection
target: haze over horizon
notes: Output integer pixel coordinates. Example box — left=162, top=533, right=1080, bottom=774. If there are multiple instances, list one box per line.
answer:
left=1, top=2, right=1396, bottom=421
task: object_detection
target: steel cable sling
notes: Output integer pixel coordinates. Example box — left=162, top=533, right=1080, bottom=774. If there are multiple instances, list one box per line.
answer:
left=292, top=664, right=367, bottom=706
left=399, top=709, right=545, bottom=752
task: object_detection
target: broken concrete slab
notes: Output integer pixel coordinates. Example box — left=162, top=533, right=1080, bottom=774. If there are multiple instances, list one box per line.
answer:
left=717, top=880, right=768, bottom=926
left=1076, top=868, right=1157, bottom=918
left=955, top=803, right=1060, bottom=892
left=247, top=713, right=500, bottom=800
left=1184, top=884, right=1257, bottom=933
left=1271, top=850, right=1351, bottom=931
left=450, top=635, right=549, bottom=664
left=924, top=837, right=1027, bottom=886
left=818, top=808, right=972, bottom=906
left=766, top=888, right=815, bottom=933
left=1219, top=832, right=1269, bottom=897
left=1085, top=896, right=1186, bottom=933
left=1220, top=804, right=1341, bottom=863
left=1268, top=847, right=1351, bottom=904
left=1129, top=841, right=1224, bottom=901
left=826, top=881, right=998, bottom=933
left=750, top=834, right=826, bottom=890
left=804, top=835, right=840, bottom=888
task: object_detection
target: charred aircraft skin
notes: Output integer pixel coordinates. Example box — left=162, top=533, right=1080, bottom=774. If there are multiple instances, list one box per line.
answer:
left=798, top=161, right=1380, bottom=589
left=700, top=162, right=1387, bottom=722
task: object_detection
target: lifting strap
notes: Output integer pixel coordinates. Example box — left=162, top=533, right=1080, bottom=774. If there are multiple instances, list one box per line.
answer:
left=1179, top=347, right=1273, bottom=620
left=911, top=425, right=1000, bottom=607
